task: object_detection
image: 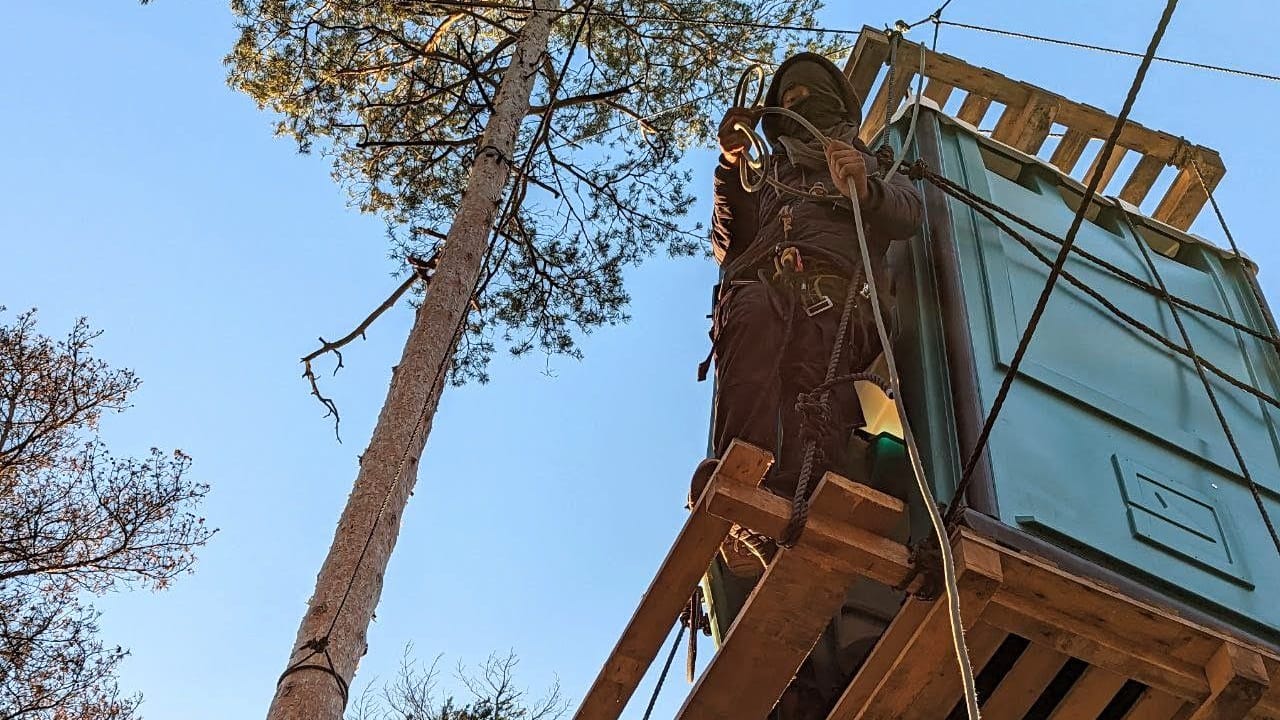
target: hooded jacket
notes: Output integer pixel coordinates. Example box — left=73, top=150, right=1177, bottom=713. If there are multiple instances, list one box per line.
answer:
left=711, top=53, right=923, bottom=281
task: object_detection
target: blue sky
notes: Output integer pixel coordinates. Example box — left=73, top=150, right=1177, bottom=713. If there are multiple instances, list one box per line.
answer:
left=3, top=1, right=1278, bottom=718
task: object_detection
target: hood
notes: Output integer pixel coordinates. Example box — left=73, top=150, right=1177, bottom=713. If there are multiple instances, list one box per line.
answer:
left=761, top=52, right=863, bottom=140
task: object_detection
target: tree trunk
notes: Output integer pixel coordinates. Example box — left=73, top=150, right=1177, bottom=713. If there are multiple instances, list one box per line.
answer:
left=265, top=4, right=557, bottom=718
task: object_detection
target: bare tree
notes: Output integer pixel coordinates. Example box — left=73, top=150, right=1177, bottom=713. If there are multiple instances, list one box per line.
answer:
left=0, top=308, right=214, bottom=720
left=347, top=648, right=568, bottom=720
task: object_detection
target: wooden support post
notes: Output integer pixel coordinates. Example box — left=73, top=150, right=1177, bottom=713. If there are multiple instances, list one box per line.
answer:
left=1085, top=145, right=1129, bottom=192
left=1186, top=643, right=1269, bottom=720
left=899, top=622, right=1006, bottom=720
left=991, top=93, right=1058, bottom=155
left=572, top=441, right=771, bottom=720
left=860, top=64, right=914, bottom=144
left=843, top=30, right=892, bottom=111
left=1119, top=154, right=1167, bottom=206
left=1153, top=155, right=1222, bottom=231
left=1051, top=129, right=1090, bottom=174
left=824, top=536, right=1005, bottom=719
left=675, top=542, right=855, bottom=720
left=957, top=93, right=992, bottom=127
left=923, top=78, right=954, bottom=108
left=982, top=643, right=1070, bottom=720
left=1047, top=666, right=1128, bottom=719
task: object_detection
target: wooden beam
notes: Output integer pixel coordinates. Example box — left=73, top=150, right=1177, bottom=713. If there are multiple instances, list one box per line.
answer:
left=1126, top=690, right=1190, bottom=720
left=706, top=472, right=912, bottom=587
left=846, top=26, right=1224, bottom=178
left=1051, top=129, right=1091, bottom=174
left=991, top=94, right=1058, bottom=155
left=843, top=26, right=891, bottom=112
left=572, top=441, right=770, bottom=720
left=860, top=64, right=915, bottom=144
left=923, top=78, right=954, bottom=107
left=1085, top=146, right=1129, bottom=191
left=983, top=600, right=1206, bottom=706
left=1048, top=665, right=1129, bottom=720
left=1186, top=643, right=1269, bottom=720
left=982, top=643, right=1070, bottom=720
left=957, top=93, right=993, bottom=127
left=899, top=621, right=1006, bottom=720
left=675, top=541, right=857, bottom=720
left=1153, top=156, right=1223, bottom=230
left=1120, top=154, right=1167, bottom=206
left=825, top=536, right=1005, bottom=719
left=675, top=455, right=911, bottom=720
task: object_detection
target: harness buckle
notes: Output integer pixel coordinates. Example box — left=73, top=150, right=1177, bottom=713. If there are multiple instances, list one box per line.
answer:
left=804, top=293, right=834, bottom=317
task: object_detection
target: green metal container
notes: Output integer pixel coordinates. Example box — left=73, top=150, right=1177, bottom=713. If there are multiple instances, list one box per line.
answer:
left=891, top=106, right=1280, bottom=643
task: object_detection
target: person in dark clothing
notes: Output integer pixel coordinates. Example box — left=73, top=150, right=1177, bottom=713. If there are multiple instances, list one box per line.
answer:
left=692, top=52, right=923, bottom=513
left=690, top=51, right=925, bottom=720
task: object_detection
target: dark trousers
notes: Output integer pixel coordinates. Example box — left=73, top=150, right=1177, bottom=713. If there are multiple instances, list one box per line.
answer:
left=711, top=279, right=879, bottom=498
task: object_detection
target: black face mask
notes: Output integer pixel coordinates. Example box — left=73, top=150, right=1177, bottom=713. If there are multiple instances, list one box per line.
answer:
left=765, top=61, right=850, bottom=142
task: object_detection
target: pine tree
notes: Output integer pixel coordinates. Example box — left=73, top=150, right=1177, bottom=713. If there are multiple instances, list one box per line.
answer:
left=227, top=2, right=836, bottom=718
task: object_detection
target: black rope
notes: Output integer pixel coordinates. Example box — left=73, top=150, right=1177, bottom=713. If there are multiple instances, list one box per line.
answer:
left=1190, top=159, right=1280, bottom=342
left=275, top=638, right=351, bottom=703
left=640, top=622, right=687, bottom=720
left=920, top=169, right=1280, bottom=417
left=909, top=157, right=1280, bottom=351
left=1116, top=210, right=1280, bottom=554
left=945, top=0, right=1180, bottom=527
left=780, top=273, right=863, bottom=547
left=939, top=19, right=1280, bottom=84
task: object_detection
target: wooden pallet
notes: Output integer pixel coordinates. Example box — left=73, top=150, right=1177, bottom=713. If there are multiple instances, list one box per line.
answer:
left=573, top=441, right=1280, bottom=720
left=843, top=26, right=1226, bottom=232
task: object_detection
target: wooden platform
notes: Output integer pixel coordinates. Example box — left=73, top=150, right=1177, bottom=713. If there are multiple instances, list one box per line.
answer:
left=573, top=441, right=1280, bottom=720
left=843, top=26, right=1225, bottom=232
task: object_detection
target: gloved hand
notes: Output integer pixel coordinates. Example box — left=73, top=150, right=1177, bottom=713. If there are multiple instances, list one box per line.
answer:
left=825, top=139, right=870, bottom=203
left=717, top=107, right=763, bottom=163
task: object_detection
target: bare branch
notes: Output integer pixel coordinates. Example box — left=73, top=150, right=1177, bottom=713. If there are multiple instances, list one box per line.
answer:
left=300, top=255, right=439, bottom=439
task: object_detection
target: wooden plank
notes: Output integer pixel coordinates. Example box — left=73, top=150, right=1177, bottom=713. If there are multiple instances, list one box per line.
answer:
left=676, top=540, right=857, bottom=720
left=825, top=536, right=1005, bottom=719
left=1186, top=643, right=1270, bottom=720
left=982, top=643, right=1070, bottom=720
left=706, top=472, right=912, bottom=587
left=1051, top=129, right=1091, bottom=174
left=1153, top=156, right=1224, bottom=230
left=923, top=78, right=954, bottom=107
left=828, top=596, right=935, bottom=718
left=1084, top=145, right=1129, bottom=191
left=900, top=621, right=1007, bottom=720
left=984, top=600, right=1206, bottom=706
left=1120, top=154, right=1167, bottom=206
left=957, top=93, right=993, bottom=127
left=1153, top=166, right=1203, bottom=230
left=1128, top=690, right=1191, bottom=720
left=846, top=25, right=1224, bottom=173
left=860, top=64, right=915, bottom=144
left=1048, top=665, right=1129, bottom=720
left=572, top=441, right=770, bottom=720
left=991, top=94, right=1058, bottom=154
left=843, top=27, right=892, bottom=112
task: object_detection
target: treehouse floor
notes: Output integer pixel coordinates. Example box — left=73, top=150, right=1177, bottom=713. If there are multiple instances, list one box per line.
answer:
left=573, top=441, right=1280, bottom=720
